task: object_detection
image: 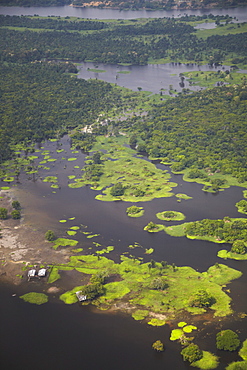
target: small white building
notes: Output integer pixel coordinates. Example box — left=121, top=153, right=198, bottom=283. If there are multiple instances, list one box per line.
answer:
left=76, top=291, right=87, bottom=302
left=38, top=269, right=46, bottom=277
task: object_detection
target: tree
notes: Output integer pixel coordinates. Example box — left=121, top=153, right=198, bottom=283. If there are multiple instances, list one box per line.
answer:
left=129, top=135, right=137, bottom=147
left=0, top=208, right=8, bottom=220
left=181, top=344, right=203, bottom=363
left=110, top=183, right=125, bottom=196
left=92, top=151, right=102, bottom=164
left=11, top=210, right=21, bottom=219
left=152, top=340, right=164, bottom=352
left=216, top=330, right=240, bottom=351
left=231, top=240, right=246, bottom=254
left=12, top=200, right=21, bottom=210
left=45, top=230, right=56, bottom=241
left=189, top=290, right=215, bottom=308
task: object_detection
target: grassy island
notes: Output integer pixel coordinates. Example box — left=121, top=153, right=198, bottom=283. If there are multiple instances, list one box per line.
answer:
left=126, top=205, right=144, bottom=217
left=156, top=210, right=185, bottom=221
left=20, top=292, right=49, bottom=305
left=44, top=254, right=242, bottom=320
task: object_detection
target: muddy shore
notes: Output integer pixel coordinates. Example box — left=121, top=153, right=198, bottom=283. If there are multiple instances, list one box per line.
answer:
left=0, top=190, right=69, bottom=285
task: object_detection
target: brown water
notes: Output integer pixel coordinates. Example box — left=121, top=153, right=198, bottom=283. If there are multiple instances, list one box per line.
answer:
left=0, top=136, right=246, bottom=370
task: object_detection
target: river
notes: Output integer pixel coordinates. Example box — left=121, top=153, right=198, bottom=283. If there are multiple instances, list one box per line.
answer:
left=0, top=5, right=247, bottom=370
left=0, top=4, right=247, bottom=20
left=0, top=135, right=247, bottom=370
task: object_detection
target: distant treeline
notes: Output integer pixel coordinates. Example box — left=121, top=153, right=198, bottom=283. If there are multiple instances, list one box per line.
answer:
left=1, top=16, right=247, bottom=65
left=0, top=15, right=107, bottom=31
left=0, top=0, right=246, bottom=10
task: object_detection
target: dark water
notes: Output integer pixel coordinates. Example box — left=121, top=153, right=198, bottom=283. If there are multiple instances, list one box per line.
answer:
left=1, top=137, right=247, bottom=369
left=0, top=5, right=247, bottom=21
left=0, top=5, right=247, bottom=368
left=77, top=62, right=232, bottom=94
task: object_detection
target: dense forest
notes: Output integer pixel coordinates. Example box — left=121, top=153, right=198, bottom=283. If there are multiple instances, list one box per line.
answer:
left=1, top=16, right=247, bottom=65
left=0, top=0, right=246, bottom=10
left=0, top=14, right=247, bottom=185
left=126, top=83, right=247, bottom=183
left=0, top=61, right=141, bottom=162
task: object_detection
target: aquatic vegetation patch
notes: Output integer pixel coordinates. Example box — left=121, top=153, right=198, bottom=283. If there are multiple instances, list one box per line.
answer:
left=52, top=238, right=78, bottom=250
left=48, top=266, right=61, bottom=283
left=95, top=246, right=114, bottom=255
left=20, top=292, right=48, bottom=305
left=178, top=321, right=187, bottom=327
left=67, top=230, right=77, bottom=236
left=59, top=219, right=67, bottom=223
left=144, top=222, right=165, bottom=232
left=87, top=234, right=100, bottom=239
left=191, top=351, right=219, bottom=370
left=148, top=318, right=166, bottom=326
left=0, top=187, right=10, bottom=190
left=145, top=248, right=154, bottom=254
left=170, top=329, right=184, bottom=341
left=70, top=226, right=80, bottom=230
left=67, top=157, right=77, bottom=161
left=156, top=210, right=185, bottom=221
left=239, top=340, right=247, bottom=361
left=218, top=249, right=247, bottom=260
left=183, top=325, right=197, bottom=333
left=132, top=309, right=149, bottom=320
left=3, top=177, right=14, bottom=182
left=68, top=136, right=177, bottom=202
left=43, top=176, right=58, bottom=183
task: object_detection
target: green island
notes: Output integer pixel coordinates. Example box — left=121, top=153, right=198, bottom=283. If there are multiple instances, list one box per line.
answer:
left=20, top=292, right=49, bottom=305
left=126, top=205, right=144, bottom=217
left=156, top=210, right=185, bottom=221
left=47, top=255, right=241, bottom=320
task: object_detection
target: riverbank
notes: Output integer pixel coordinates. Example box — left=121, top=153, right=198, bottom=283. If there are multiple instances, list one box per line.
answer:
left=0, top=190, right=69, bottom=285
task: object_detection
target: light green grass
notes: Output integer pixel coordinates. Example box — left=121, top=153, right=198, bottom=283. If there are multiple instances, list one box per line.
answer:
left=191, top=351, right=219, bottom=369
left=218, top=249, right=247, bottom=260
left=20, top=292, right=48, bottom=305
left=52, top=238, right=78, bottom=250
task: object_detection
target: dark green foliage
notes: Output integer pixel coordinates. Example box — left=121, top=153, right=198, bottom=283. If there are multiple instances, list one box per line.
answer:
left=11, top=210, right=21, bottom=219
left=110, top=183, right=125, bottom=196
left=231, top=240, right=246, bottom=254
left=185, top=218, right=247, bottom=244
left=45, top=230, right=56, bottom=241
left=150, top=277, right=168, bottom=290
left=181, top=344, right=203, bottom=363
left=80, top=282, right=104, bottom=300
left=152, top=340, right=164, bottom=352
left=236, top=200, right=247, bottom=213
left=129, top=135, right=138, bottom=147
left=216, top=330, right=240, bottom=351
left=92, top=152, right=102, bottom=165
left=0, top=208, right=8, bottom=220
left=189, top=290, right=215, bottom=308
left=146, top=222, right=157, bottom=230
left=226, top=362, right=247, bottom=370
left=12, top=200, right=21, bottom=210
left=0, top=62, right=124, bottom=163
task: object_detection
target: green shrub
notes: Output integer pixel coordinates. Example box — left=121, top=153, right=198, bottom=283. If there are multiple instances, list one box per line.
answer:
left=189, top=290, right=215, bottom=308
left=12, top=200, right=21, bottom=210
left=110, top=182, right=125, bottom=196
left=0, top=208, right=8, bottom=220
left=11, top=210, right=21, bottom=219
left=45, top=230, right=56, bottom=241
left=216, top=330, right=240, bottom=351
left=181, top=343, right=203, bottom=363
left=152, top=340, right=165, bottom=352
left=231, top=240, right=246, bottom=254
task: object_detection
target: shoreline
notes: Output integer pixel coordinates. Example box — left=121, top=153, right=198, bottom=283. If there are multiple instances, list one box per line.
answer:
left=0, top=190, right=69, bottom=285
